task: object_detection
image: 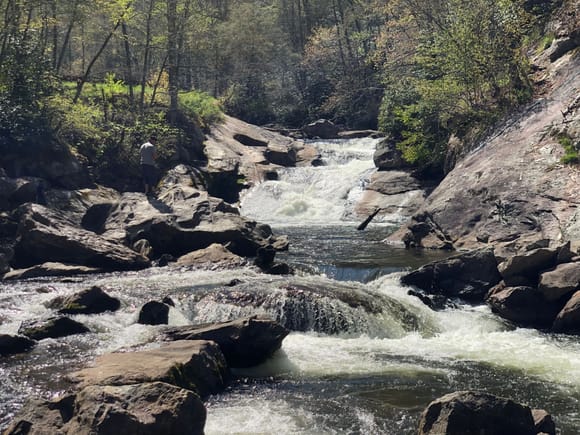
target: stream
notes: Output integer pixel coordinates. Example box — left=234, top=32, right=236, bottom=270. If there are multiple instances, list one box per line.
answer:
left=1, top=138, right=579, bottom=434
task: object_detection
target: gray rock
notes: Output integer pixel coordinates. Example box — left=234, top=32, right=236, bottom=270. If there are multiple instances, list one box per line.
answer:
left=47, top=285, right=121, bottom=315
left=552, top=290, right=580, bottom=334
left=302, top=119, right=339, bottom=139
left=176, top=243, right=245, bottom=267
left=487, top=286, right=562, bottom=328
left=0, top=334, right=36, bottom=356
left=67, top=382, right=205, bottom=435
left=4, top=383, right=206, bottom=435
left=70, top=340, right=229, bottom=398
left=538, top=261, right=580, bottom=301
left=12, top=203, right=150, bottom=271
left=498, top=247, right=558, bottom=286
left=373, top=137, right=408, bottom=170
left=401, top=248, right=501, bottom=302
left=3, top=395, right=74, bottom=434
left=392, top=53, right=580, bottom=253
left=102, top=191, right=280, bottom=259
left=418, top=391, right=537, bottom=435
left=18, top=316, right=90, bottom=340
left=163, top=316, right=289, bottom=368
left=2, top=262, right=102, bottom=281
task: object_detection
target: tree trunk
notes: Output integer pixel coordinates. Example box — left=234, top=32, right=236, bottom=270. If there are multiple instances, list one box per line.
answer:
left=121, top=21, right=134, bottom=104
left=166, top=0, right=179, bottom=123
left=73, top=20, right=121, bottom=103
left=139, top=0, right=155, bottom=111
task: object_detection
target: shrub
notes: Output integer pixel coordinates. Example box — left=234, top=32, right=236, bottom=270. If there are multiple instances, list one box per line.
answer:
left=179, top=90, right=223, bottom=128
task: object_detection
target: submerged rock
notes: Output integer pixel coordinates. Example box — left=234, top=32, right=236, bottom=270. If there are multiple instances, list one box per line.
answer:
left=18, top=316, right=90, bottom=340
left=163, top=315, right=289, bottom=368
left=0, top=334, right=36, bottom=356
left=418, top=391, right=539, bottom=435
left=138, top=301, right=171, bottom=325
left=46, top=285, right=121, bottom=315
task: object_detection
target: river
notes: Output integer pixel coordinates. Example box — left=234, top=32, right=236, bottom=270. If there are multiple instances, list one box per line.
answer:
left=1, top=138, right=579, bottom=434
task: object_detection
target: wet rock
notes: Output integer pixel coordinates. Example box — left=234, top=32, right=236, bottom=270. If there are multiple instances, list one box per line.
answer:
left=176, top=243, right=245, bottom=268
left=47, top=285, right=121, bottom=315
left=18, top=316, right=90, bottom=340
left=2, top=262, right=102, bottom=281
left=302, top=119, right=339, bottom=139
left=487, top=286, right=562, bottom=328
left=0, top=334, right=36, bottom=356
left=12, top=203, right=150, bottom=271
left=4, top=383, right=205, bottom=435
left=70, top=340, right=229, bottom=399
left=552, top=290, right=580, bottom=334
left=532, top=409, right=556, bottom=435
left=418, top=391, right=537, bottom=435
left=401, top=248, right=501, bottom=302
left=163, top=316, right=289, bottom=368
left=138, top=301, right=170, bottom=325
left=3, top=395, right=74, bottom=434
left=498, top=247, right=559, bottom=286
left=538, top=261, right=580, bottom=301
left=68, top=382, right=205, bottom=435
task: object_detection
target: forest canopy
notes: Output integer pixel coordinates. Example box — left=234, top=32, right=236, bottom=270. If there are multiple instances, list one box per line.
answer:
left=0, top=0, right=557, bottom=178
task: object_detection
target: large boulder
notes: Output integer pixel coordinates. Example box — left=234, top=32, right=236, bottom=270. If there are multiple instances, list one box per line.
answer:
left=0, top=334, right=36, bottom=356
left=418, top=391, right=538, bottom=435
left=46, top=286, right=121, bottom=315
left=487, top=286, right=562, bottom=328
left=138, top=301, right=171, bottom=325
left=66, top=382, right=206, bottom=435
left=70, top=340, right=229, bottom=398
left=4, top=382, right=206, bottom=435
left=163, top=316, right=289, bottom=368
left=18, top=316, right=90, bottom=340
left=373, top=137, right=408, bottom=170
left=498, top=247, right=559, bottom=286
left=101, top=191, right=280, bottom=259
left=302, top=119, right=339, bottom=139
left=204, top=116, right=317, bottom=193
left=11, top=203, right=150, bottom=271
left=401, top=248, right=501, bottom=302
left=538, top=261, right=580, bottom=301
left=552, top=290, right=580, bottom=334
left=176, top=243, right=246, bottom=268
left=393, top=51, right=580, bottom=254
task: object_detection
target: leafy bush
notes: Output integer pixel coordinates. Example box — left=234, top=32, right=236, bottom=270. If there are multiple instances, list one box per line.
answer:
left=558, top=133, right=579, bottom=164
left=179, top=90, right=224, bottom=128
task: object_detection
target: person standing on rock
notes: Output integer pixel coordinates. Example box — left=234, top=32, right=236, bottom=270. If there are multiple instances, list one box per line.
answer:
left=139, top=134, right=158, bottom=196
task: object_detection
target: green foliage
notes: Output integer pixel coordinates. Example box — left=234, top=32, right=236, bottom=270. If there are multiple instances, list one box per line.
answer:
left=378, top=0, right=533, bottom=176
left=558, top=133, right=579, bottom=164
left=0, top=35, right=55, bottom=148
left=179, top=90, right=224, bottom=128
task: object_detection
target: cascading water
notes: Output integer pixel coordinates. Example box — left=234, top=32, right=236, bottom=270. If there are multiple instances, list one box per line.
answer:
left=0, top=137, right=579, bottom=434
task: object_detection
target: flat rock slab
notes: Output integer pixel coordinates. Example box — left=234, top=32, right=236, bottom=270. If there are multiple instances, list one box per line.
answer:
left=70, top=340, right=228, bottom=398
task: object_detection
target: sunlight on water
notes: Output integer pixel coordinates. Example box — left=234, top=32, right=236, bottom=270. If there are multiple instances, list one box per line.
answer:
left=240, top=138, right=381, bottom=226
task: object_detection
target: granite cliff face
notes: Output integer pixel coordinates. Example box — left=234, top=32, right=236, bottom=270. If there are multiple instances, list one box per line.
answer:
left=393, top=7, right=580, bottom=257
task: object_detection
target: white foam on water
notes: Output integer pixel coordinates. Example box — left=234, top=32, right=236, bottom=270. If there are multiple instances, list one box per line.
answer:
left=240, top=138, right=381, bottom=226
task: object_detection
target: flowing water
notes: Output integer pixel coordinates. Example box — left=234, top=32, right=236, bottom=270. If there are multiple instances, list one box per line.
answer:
left=0, top=138, right=579, bottom=434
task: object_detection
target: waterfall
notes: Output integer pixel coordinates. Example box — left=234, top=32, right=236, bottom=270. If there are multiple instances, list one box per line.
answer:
left=240, top=138, right=381, bottom=226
